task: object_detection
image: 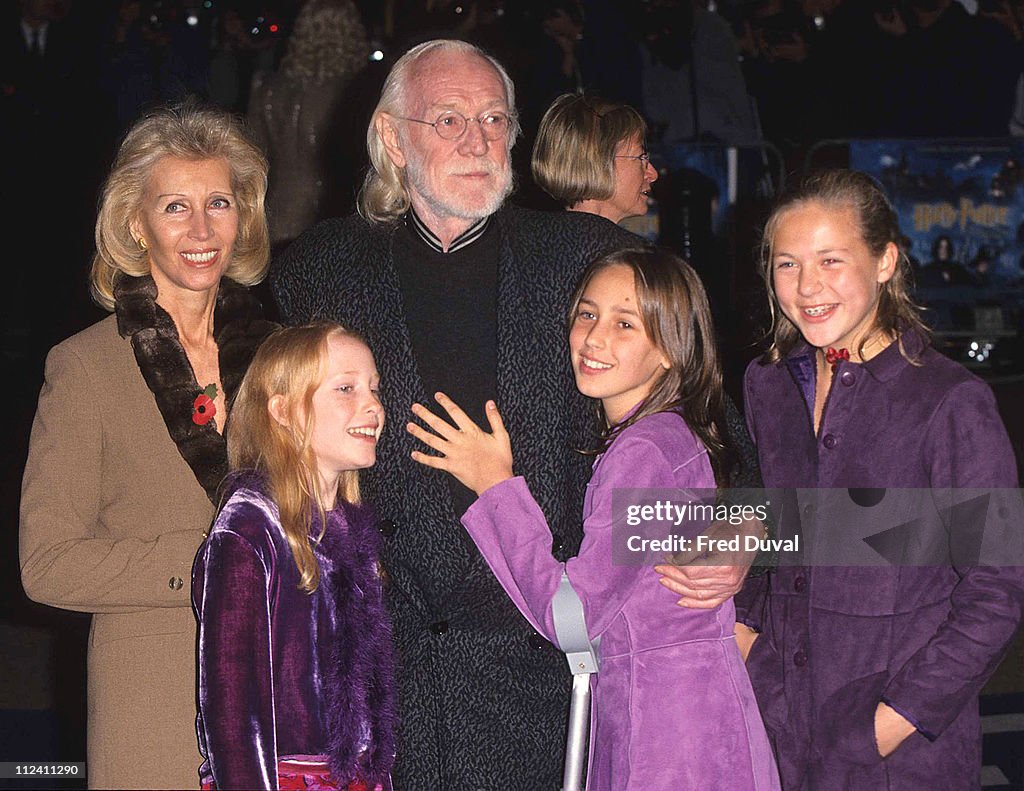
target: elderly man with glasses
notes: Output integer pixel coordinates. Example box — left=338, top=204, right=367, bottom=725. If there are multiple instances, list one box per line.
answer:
left=270, top=38, right=756, bottom=790
left=271, top=38, right=640, bottom=790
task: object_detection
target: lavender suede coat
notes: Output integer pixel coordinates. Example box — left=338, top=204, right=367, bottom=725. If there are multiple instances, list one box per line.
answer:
left=463, top=412, right=781, bottom=791
left=737, top=333, right=1024, bottom=791
left=192, top=475, right=397, bottom=791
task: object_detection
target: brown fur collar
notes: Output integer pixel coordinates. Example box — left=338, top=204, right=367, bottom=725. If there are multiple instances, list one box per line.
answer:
left=114, top=274, right=278, bottom=504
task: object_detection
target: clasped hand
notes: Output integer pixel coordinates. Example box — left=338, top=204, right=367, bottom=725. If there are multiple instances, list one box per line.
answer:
left=407, top=392, right=514, bottom=497
left=653, top=517, right=761, bottom=609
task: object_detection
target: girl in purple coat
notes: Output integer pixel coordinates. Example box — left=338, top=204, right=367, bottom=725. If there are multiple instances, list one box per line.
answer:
left=192, top=322, right=397, bottom=791
left=406, top=248, right=781, bottom=791
left=724, top=169, right=1024, bottom=790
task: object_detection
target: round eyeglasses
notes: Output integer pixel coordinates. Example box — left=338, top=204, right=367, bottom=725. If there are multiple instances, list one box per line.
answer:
left=397, top=110, right=512, bottom=141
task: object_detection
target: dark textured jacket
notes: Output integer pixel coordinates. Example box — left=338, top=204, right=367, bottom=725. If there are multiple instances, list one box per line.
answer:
left=271, top=205, right=640, bottom=790
left=270, top=204, right=764, bottom=789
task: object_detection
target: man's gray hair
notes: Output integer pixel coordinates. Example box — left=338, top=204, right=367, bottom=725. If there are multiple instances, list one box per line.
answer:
left=357, top=39, right=521, bottom=224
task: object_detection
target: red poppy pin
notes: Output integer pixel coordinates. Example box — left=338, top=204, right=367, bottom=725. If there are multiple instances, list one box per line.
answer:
left=192, top=383, right=218, bottom=426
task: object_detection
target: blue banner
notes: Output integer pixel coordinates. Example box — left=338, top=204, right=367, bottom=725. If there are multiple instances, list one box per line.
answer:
left=850, top=139, right=1024, bottom=283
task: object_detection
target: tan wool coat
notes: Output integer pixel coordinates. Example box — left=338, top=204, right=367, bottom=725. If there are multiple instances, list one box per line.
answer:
left=20, top=315, right=212, bottom=790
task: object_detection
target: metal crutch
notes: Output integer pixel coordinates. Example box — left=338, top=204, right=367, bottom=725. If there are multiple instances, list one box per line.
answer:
left=551, top=572, right=601, bottom=791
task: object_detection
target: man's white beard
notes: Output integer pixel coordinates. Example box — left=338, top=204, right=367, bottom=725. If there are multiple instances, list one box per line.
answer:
left=404, top=149, right=514, bottom=222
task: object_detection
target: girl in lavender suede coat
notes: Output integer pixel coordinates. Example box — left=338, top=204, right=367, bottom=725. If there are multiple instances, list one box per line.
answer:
left=192, top=323, right=397, bottom=791
left=731, top=169, right=1024, bottom=791
left=406, top=248, right=781, bottom=791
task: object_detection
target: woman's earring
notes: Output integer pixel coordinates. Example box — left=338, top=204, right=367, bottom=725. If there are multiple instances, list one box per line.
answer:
left=137, top=237, right=148, bottom=251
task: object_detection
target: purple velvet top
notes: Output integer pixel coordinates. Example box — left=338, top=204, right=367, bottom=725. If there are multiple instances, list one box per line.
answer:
left=463, top=411, right=781, bottom=790
left=191, top=475, right=397, bottom=791
left=737, top=333, right=1024, bottom=791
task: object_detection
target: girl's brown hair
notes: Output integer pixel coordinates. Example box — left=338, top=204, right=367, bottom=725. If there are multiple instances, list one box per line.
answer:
left=569, top=247, right=732, bottom=485
left=759, top=168, right=929, bottom=362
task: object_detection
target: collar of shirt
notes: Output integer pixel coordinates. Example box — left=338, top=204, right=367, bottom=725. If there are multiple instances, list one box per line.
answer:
left=406, top=207, right=491, bottom=254
left=784, top=328, right=926, bottom=388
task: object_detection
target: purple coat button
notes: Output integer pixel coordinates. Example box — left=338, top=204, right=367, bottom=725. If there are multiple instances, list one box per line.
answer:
left=793, top=575, right=807, bottom=592
left=840, top=370, right=855, bottom=386
left=822, top=434, right=837, bottom=449
left=793, top=649, right=808, bottom=667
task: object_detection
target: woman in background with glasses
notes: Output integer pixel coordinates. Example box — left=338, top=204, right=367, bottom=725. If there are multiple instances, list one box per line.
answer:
left=531, top=93, right=659, bottom=225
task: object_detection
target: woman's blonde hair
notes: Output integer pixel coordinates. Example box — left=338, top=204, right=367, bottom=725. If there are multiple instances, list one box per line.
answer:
left=358, top=38, right=521, bottom=224
left=90, top=98, right=270, bottom=311
left=227, top=322, right=363, bottom=593
left=759, top=168, right=929, bottom=363
left=531, top=93, right=647, bottom=208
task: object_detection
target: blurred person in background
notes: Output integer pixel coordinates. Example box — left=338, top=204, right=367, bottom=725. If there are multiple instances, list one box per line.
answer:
left=888, top=0, right=1020, bottom=137
left=206, top=0, right=289, bottom=115
left=1, top=0, right=102, bottom=362
left=637, top=0, right=760, bottom=149
left=99, top=0, right=212, bottom=132
left=247, top=0, right=370, bottom=253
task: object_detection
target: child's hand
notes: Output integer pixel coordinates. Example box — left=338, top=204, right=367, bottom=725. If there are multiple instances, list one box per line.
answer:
left=734, top=623, right=759, bottom=662
left=407, top=393, right=514, bottom=497
left=874, top=702, right=915, bottom=757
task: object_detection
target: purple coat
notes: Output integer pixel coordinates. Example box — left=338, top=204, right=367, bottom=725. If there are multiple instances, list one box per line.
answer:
left=463, top=412, right=781, bottom=791
left=738, top=333, right=1024, bottom=791
left=191, top=475, right=398, bottom=791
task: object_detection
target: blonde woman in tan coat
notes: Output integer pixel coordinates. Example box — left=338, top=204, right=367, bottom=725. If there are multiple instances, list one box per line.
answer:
left=19, top=99, right=276, bottom=790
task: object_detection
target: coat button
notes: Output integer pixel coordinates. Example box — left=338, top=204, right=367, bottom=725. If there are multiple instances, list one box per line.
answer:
left=822, top=434, right=837, bottom=449
left=377, top=519, right=397, bottom=537
left=840, top=370, right=855, bottom=387
left=168, top=576, right=183, bottom=591
left=793, top=649, right=808, bottom=667
left=528, top=631, right=547, bottom=650
left=430, top=620, right=449, bottom=635
left=793, top=575, right=807, bottom=593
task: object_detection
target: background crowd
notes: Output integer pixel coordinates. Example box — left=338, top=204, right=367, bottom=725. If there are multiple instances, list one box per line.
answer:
left=4, top=0, right=1024, bottom=365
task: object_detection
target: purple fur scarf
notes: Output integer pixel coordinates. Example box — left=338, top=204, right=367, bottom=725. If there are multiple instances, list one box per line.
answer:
left=318, top=494, right=400, bottom=784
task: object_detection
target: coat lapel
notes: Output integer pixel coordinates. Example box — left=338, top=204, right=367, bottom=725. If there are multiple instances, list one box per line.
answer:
left=114, top=275, right=277, bottom=504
